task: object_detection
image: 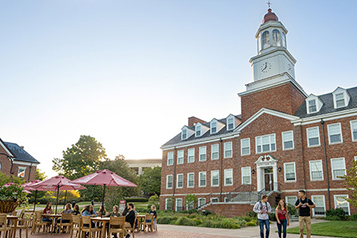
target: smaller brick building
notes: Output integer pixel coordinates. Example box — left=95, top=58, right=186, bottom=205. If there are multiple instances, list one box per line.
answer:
left=0, top=138, right=40, bottom=182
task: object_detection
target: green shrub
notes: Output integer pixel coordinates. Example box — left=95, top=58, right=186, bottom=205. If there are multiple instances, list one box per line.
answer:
left=246, top=211, right=257, bottom=217
left=326, top=208, right=346, bottom=220
left=246, top=220, right=257, bottom=226
left=350, top=213, right=357, bottom=221
left=241, top=215, right=253, bottom=222
left=147, top=194, right=160, bottom=210
left=192, top=217, right=203, bottom=225
left=324, top=215, right=341, bottom=221
left=125, top=197, right=148, bottom=203
left=175, top=217, right=196, bottom=226
left=269, top=212, right=277, bottom=221
left=157, top=216, right=177, bottom=224
left=287, top=204, right=297, bottom=216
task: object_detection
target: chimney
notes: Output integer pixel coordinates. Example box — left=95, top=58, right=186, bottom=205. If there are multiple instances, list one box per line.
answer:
left=188, top=116, right=206, bottom=127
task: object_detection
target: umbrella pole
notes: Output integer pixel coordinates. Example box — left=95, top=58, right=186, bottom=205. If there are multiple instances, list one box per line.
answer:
left=63, top=190, right=67, bottom=209
left=102, top=184, right=106, bottom=218
left=33, top=190, right=38, bottom=212
left=55, top=185, right=59, bottom=214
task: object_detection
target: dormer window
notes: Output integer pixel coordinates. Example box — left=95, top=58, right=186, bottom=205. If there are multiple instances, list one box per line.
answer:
left=332, top=87, right=350, bottom=109
left=181, top=126, right=194, bottom=140
left=211, top=122, right=217, bottom=133
left=335, top=93, right=345, bottom=108
left=182, top=129, right=187, bottom=140
left=308, top=99, right=317, bottom=113
left=196, top=125, right=201, bottom=137
left=227, top=118, right=234, bottom=130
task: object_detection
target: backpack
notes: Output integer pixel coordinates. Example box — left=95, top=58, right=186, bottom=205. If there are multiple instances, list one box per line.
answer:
left=298, top=197, right=312, bottom=217
left=259, top=201, right=271, bottom=211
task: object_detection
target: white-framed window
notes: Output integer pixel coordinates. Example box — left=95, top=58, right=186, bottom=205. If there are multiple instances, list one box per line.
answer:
left=241, top=167, right=251, bottom=184
left=211, top=170, right=219, bottom=187
left=211, top=144, right=219, bottom=160
left=188, top=148, right=195, bottom=163
left=195, top=124, right=201, bottom=137
left=165, top=198, right=173, bottom=210
left=334, top=195, right=350, bottom=215
left=211, top=197, right=219, bottom=203
left=327, top=123, right=343, bottom=144
left=241, top=138, right=250, bottom=156
left=284, top=162, right=296, bottom=182
left=177, top=150, right=184, bottom=164
left=335, top=92, right=346, bottom=108
left=175, top=198, right=183, bottom=212
left=199, top=146, right=207, bottom=161
left=227, top=117, right=234, bottom=130
left=311, top=195, right=326, bottom=216
left=211, top=121, right=217, bottom=134
left=167, top=152, right=174, bottom=166
left=186, top=200, right=195, bottom=210
left=331, top=158, right=346, bottom=180
left=308, top=99, right=317, bottom=113
left=176, top=174, right=183, bottom=188
left=224, top=169, right=233, bottom=186
left=182, top=128, right=187, bottom=140
left=350, top=120, right=357, bottom=142
left=282, top=131, right=294, bottom=150
left=199, top=171, right=206, bottom=187
left=224, top=142, right=232, bottom=158
left=285, top=196, right=297, bottom=206
left=307, top=127, right=320, bottom=147
left=166, top=175, right=173, bottom=189
left=198, top=198, right=206, bottom=207
left=256, top=134, right=276, bottom=153
left=309, top=160, right=323, bottom=181
left=18, top=167, right=26, bottom=178
left=187, top=172, right=195, bottom=188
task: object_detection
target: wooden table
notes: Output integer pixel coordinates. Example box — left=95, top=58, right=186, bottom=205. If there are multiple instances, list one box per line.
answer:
left=42, top=214, right=61, bottom=233
left=91, top=217, right=110, bottom=238
left=136, top=215, right=145, bottom=231
left=6, top=216, right=19, bottom=238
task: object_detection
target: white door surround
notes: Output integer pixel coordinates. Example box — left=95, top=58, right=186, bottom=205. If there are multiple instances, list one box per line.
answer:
left=255, top=155, right=279, bottom=191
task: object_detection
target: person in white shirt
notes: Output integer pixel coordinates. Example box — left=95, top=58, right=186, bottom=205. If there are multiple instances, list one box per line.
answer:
left=253, top=195, right=272, bottom=238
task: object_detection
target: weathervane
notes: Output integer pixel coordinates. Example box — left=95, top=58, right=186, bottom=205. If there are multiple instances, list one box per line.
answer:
left=267, top=0, right=272, bottom=8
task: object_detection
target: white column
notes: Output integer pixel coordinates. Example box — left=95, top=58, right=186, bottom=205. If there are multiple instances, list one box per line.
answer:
left=273, top=163, right=278, bottom=191
left=257, top=166, right=262, bottom=191
left=138, top=167, right=143, bottom=175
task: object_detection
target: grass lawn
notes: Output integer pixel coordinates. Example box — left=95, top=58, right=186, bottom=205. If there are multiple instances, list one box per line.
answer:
left=287, top=221, right=357, bottom=238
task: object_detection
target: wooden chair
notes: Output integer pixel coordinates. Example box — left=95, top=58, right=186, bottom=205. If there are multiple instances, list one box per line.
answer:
left=109, top=217, right=125, bottom=238
left=31, top=211, right=51, bottom=234
left=0, top=214, right=11, bottom=238
left=9, top=216, right=31, bottom=238
left=141, top=214, right=154, bottom=232
left=70, top=215, right=81, bottom=238
left=57, top=213, right=73, bottom=233
left=125, top=214, right=137, bottom=238
left=80, top=216, right=101, bottom=238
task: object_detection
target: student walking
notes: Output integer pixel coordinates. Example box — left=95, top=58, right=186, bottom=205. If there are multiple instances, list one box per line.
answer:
left=253, top=195, right=272, bottom=238
left=276, top=199, right=289, bottom=238
left=295, top=190, right=315, bottom=238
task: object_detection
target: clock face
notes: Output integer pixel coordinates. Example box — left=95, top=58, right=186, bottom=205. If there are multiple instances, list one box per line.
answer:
left=261, top=61, right=272, bottom=73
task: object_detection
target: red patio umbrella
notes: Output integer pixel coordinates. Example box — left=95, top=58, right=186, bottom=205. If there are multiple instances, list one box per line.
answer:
left=3, top=183, right=32, bottom=193
left=28, top=175, right=86, bottom=213
left=21, top=180, right=42, bottom=212
left=71, top=169, right=137, bottom=216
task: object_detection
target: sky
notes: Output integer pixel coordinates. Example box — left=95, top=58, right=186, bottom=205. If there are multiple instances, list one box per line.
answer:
left=1, top=0, right=356, bottom=177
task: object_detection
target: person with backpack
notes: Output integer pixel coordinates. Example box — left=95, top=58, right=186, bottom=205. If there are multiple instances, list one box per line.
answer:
left=295, top=190, right=315, bottom=238
left=275, top=199, right=289, bottom=238
left=253, top=194, right=271, bottom=238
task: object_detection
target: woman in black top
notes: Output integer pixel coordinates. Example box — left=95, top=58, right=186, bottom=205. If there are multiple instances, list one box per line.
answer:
left=125, top=203, right=136, bottom=238
left=72, top=205, right=80, bottom=215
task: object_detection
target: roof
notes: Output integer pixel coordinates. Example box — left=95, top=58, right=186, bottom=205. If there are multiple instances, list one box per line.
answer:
left=295, top=86, right=357, bottom=118
left=3, top=142, right=40, bottom=164
left=161, top=115, right=241, bottom=147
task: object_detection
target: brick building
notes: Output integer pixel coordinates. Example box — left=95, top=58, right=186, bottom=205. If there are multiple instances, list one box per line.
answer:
left=160, top=8, right=357, bottom=217
left=0, top=138, right=40, bottom=182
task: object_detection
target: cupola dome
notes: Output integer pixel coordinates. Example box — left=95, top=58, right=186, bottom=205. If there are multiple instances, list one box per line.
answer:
left=263, top=9, right=278, bottom=23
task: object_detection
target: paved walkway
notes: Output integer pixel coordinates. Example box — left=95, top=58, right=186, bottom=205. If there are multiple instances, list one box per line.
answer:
left=25, top=219, right=338, bottom=238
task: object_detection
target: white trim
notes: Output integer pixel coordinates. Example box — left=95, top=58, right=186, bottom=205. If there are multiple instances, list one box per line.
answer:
left=284, top=162, right=296, bottom=182
left=187, top=172, right=194, bottom=188
left=327, top=123, right=343, bottom=145
left=166, top=175, right=173, bottom=189
left=309, top=160, right=324, bottom=181
left=13, top=161, right=39, bottom=166
left=292, top=108, right=357, bottom=126
left=350, top=120, right=357, bottom=142
left=240, top=138, right=251, bottom=156
left=255, top=133, right=276, bottom=154
left=224, top=168, right=233, bottom=186
left=334, top=194, right=350, bottom=215
left=176, top=173, right=183, bottom=189
left=281, top=188, right=348, bottom=193
left=331, top=157, right=346, bottom=180
left=0, top=141, right=15, bottom=157
left=211, top=170, right=219, bottom=187
left=306, top=126, right=321, bottom=147
left=175, top=198, right=183, bottom=212
left=282, top=130, right=294, bottom=150
left=198, top=171, right=207, bottom=187
left=234, top=108, right=299, bottom=133
left=311, top=195, right=326, bottom=217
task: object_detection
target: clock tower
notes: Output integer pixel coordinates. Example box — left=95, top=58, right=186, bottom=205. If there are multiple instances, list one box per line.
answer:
left=239, top=8, right=307, bottom=121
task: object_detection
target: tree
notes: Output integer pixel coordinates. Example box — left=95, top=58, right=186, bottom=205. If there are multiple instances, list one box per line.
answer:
left=343, top=156, right=357, bottom=209
left=0, top=172, right=23, bottom=186
left=185, top=194, right=198, bottom=210
left=36, top=168, right=47, bottom=181
left=139, top=166, right=161, bottom=196
left=52, top=135, right=108, bottom=180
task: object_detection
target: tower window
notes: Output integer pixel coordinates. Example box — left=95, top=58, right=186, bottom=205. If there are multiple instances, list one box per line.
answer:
left=272, top=29, right=281, bottom=46
left=281, top=31, right=286, bottom=47
left=262, top=31, right=270, bottom=49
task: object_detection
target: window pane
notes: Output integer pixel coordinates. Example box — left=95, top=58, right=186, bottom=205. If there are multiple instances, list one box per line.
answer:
left=262, top=31, right=270, bottom=49
left=272, top=29, right=281, bottom=46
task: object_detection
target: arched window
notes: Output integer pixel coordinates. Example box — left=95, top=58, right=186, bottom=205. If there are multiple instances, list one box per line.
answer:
left=262, top=31, right=270, bottom=49
left=272, top=29, right=281, bottom=46
left=281, top=32, right=286, bottom=47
